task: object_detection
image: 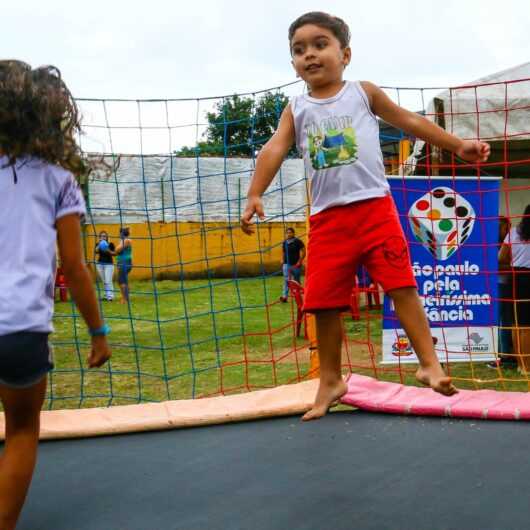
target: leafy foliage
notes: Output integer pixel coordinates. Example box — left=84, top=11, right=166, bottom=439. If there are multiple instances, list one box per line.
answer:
left=175, top=91, right=298, bottom=158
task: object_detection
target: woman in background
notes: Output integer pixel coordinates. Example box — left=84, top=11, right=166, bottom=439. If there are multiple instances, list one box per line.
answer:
left=115, top=227, right=133, bottom=304
left=499, top=205, right=530, bottom=373
left=95, top=230, right=115, bottom=301
left=488, top=216, right=515, bottom=369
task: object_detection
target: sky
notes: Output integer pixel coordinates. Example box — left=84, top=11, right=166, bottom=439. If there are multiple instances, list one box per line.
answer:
left=3, top=0, right=529, bottom=152
left=4, top=0, right=529, bottom=98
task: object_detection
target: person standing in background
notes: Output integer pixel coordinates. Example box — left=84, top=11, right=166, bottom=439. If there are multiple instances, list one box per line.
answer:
left=499, top=205, right=530, bottom=373
left=95, top=231, right=115, bottom=302
left=280, top=227, right=306, bottom=302
left=488, top=216, right=515, bottom=368
left=115, top=227, right=133, bottom=304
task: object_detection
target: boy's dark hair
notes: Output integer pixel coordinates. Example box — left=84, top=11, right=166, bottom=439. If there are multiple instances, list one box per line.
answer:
left=288, top=12, right=350, bottom=50
left=0, top=60, right=88, bottom=179
left=286, top=227, right=295, bottom=233
left=120, top=227, right=130, bottom=238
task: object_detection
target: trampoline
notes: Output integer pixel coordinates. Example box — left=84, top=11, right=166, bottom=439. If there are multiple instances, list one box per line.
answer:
left=12, top=410, right=530, bottom=530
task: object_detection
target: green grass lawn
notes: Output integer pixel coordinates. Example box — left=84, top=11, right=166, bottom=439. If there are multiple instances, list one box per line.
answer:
left=50, top=276, right=309, bottom=409
left=47, top=277, right=529, bottom=410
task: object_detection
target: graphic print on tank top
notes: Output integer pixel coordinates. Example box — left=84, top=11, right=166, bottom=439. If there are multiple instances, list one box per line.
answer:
left=305, top=115, right=358, bottom=170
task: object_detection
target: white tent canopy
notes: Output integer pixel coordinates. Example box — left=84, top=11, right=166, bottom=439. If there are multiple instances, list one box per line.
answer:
left=410, top=62, right=530, bottom=170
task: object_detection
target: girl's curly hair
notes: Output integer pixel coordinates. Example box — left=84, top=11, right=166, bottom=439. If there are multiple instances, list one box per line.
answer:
left=0, top=60, right=89, bottom=180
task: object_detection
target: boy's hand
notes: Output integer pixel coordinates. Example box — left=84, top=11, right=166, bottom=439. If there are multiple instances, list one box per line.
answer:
left=241, top=196, right=265, bottom=235
left=88, top=336, right=112, bottom=368
left=455, top=140, right=490, bottom=163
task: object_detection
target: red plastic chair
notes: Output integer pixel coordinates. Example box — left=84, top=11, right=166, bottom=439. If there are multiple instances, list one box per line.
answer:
left=350, top=275, right=382, bottom=321
left=350, top=286, right=361, bottom=321
left=287, top=279, right=308, bottom=339
left=55, top=267, right=68, bottom=302
left=356, top=267, right=382, bottom=309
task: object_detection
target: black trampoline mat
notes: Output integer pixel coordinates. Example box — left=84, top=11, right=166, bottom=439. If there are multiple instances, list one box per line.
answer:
left=11, top=411, right=530, bottom=530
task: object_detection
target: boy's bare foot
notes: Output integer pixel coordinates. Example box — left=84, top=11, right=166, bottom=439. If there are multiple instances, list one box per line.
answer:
left=302, top=379, right=348, bottom=421
left=416, top=366, right=457, bottom=396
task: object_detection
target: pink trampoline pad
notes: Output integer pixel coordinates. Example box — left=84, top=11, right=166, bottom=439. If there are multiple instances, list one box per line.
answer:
left=341, top=374, right=530, bottom=420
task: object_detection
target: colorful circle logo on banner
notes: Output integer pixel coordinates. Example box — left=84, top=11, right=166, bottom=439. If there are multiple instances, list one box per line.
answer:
left=407, top=187, right=475, bottom=261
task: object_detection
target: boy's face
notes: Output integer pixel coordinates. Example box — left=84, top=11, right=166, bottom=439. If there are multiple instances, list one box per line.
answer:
left=290, top=24, right=351, bottom=89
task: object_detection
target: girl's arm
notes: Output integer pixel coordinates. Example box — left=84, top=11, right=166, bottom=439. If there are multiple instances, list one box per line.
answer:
left=361, top=81, right=490, bottom=163
left=241, top=105, right=296, bottom=235
left=56, top=214, right=111, bottom=368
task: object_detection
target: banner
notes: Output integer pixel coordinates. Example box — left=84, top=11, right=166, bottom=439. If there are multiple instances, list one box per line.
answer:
left=382, top=177, right=500, bottom=364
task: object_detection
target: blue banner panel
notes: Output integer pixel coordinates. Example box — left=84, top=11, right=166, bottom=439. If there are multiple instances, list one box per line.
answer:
left=382, top=177, right=500, bottom=364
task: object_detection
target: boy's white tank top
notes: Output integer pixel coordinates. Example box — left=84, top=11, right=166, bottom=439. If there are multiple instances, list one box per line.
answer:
left=291, top=81, right=389, bottom=215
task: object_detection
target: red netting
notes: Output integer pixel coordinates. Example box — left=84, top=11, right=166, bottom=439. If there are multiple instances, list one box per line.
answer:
left=49, top=76, right=530, bottom=410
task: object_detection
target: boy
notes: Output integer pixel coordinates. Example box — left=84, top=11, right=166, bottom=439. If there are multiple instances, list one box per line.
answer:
left=241, top=12, right=490, bottom=420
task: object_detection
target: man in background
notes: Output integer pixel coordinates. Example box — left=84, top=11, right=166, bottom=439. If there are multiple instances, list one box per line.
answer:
left=280, top=227, right=305, bottom=302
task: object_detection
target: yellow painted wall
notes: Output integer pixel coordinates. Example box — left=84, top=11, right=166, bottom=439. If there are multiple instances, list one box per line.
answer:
left=85, top=221, right=307, bottom=279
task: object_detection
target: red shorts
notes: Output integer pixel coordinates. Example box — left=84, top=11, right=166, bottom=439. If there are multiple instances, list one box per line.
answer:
left=303, top=195, right=417, bottom=313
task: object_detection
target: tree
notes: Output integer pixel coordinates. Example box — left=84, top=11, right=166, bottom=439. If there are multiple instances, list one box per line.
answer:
left=175, top=142, right=224, bottom=157
left=175, top=90, right=298, bottom=158
left=204, top=94, right=254, bottom=156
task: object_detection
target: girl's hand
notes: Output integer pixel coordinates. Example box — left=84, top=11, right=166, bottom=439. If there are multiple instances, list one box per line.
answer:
left=241, top=196, right=265, bottom=235
left=456, top=140, right=490, bottom=163
left=88, top=336, right=112, bottom=368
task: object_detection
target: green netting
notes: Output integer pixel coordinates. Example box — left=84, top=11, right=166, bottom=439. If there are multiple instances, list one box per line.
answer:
left=47, top=79, right=530, bottom=410
left=50, top=82, right=315, bottom=409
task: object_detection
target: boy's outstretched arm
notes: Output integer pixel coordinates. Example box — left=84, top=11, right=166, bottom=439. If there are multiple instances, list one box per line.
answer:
left=241, top=105, right=296, bottom=235
left=361, top=81, right=490, bottom=163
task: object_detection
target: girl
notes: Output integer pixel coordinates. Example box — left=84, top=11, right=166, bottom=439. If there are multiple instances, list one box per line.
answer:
left=0, top=60, right=111, bottom=529
left=115, top=227, right=133, bottom=304
left=95, top=230, right=116, bottom=301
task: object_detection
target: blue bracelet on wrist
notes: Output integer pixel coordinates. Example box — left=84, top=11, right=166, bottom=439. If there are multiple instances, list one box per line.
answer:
left=89, top=324, right=110, bottom=337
